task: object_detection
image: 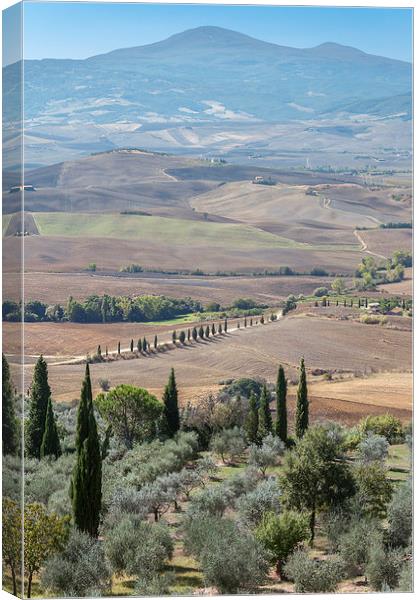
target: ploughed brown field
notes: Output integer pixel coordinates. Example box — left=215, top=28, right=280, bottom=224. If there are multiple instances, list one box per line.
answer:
left=9, top=312, right=412, bottom=426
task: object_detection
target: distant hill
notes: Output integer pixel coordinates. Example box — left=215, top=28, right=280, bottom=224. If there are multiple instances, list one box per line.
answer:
left=5, top=26, right=411, bottom=125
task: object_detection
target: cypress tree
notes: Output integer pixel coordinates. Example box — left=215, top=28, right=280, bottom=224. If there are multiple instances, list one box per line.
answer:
left=244, top=317, right=247, bottom=327
left=40, top=396, right=61, bottom=459
left=130, top=339, right=134, bottom=352
left=154, top=335, right=158, bottom=349
left=365, top=297, right=368, bottom=308
left=2, top=353, right=19, bottom=455
left=257, top=384, right=272, bottom=440
left=211, top=323, right=216, bottom=336
left=117, top=342, right=121, bottom=355
left=105, top=346, right=108, bottom=357
left=237, top=321, right=240, bottom=329
left=26, top=356, right=51, bottom=458
left=172, top=331, right=177, bottom=343
left=199, top=325, right=204, bottom=339
left=192, top=327, right=198, bottom=341
left=137, top=338, right=141, bottom=352
left=218, top=323, right=222, bottom=334
left=224, top=318, right=228, bottom=333
left=205, top=325, right=210, bottom=338
left=250, top=318, right=253, bottom=326
left=97, top=345, right=101, bottom=357
left=245, top=391, right=259, bottom=444
left=187, top=329, right=191, bottom=341
left=162, top=368, right=180, bottom=437
left=260, top=315, right=265, bottom=324
left=179, top=331, right=186, bottom=344
left=71, top=364, right=102, bottom=537
left=275, top=365, right=287, bottom=443
left=142, top=337, right=147, bottom=352
left=295, top=357, right=309, bottom=438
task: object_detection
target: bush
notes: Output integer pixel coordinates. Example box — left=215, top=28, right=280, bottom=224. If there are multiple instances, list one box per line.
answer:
left=41, top=529, right=111, bottom=597
left=256, top=510, right=309, bottom=577
left=285, top=550, right=343, bottom=593
left=210, top=427, right=246, bottom=464
left=365, top=539, right=405, bottom=591
left=357, top=433, right=389, bottom=464
left=387, top=479, right=412, bottom=548
left=237, top=477, right=281, bottom=526
left=105, top=516, right=173, bottom=579
left=359, top=414, right=404, bottom=444
left=184, top=515, right=270, bottom=593
left=187, top=484, right=234, bottom=517
left=248, top=434, right=284, bottom=475
left=353, top=462, right=392, bottom=519
left=313, top=287, right=329, bottom=297
left=396, top=560, right=413, bottom=592
left=337, top=518, right=382, bottom=577
left=223, top=377, right=264, bottom=399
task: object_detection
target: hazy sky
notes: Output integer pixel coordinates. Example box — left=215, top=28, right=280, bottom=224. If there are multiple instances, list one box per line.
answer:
left=6, top=2, right=414, bottom=65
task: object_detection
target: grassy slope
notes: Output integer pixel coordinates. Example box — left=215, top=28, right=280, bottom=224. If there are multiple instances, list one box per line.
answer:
left=34, top=212, right=311, bottom=249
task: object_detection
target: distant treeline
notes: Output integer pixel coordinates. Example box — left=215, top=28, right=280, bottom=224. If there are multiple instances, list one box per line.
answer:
left=379, top=222, right=412, bottom=229
left=2, top=295, right=268, bottom=324
left=115, top=264, right=338, bottom=278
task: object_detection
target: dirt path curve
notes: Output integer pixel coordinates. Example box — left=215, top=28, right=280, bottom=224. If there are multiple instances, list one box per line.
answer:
left=353, top=229, right=387, bottom=260
left=47, top=309, right=285, bottom=367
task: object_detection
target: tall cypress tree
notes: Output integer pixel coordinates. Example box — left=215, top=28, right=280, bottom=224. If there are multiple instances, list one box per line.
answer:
left=224, top=318, right=228, bottom=333
left=154, top=335, right=158, bottom=349
left=2, top=354, right=19, bottom=455
left=244, top=391, right=259, bottom=444
left=71, top=364, right=102, bottom=537
left=275, top=365, right=287, bottom=443
left=40, top=396, right=61, bottom=459
left=295, top=357, right=309, bottom=438
left=257, top=384, right=272, bottom=440
left=162, top=368, right=180, bottom=437
left=26, top=356, right=51, bottom=458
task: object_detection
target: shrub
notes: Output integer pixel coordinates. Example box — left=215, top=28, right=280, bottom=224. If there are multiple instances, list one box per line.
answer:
left=337, top=518, right=382, bottom=577
left=396, top=560, right=413, bottom=592
left=223, top=377, right=264, bottom=399
left=285, top=550, right=343, bottom=593
left=184, top=515, right=270, bottom=593
left=365, top=540, right=405, bottom=591
left=313, top=287, right=329, bottom=297
left=187, top=484, right=234, bottom=517
left=98, top=378, right=111, bottom=392
left=210, top=427, right=246, bottom=464
left=359, top=414, right=404, bottom=444
left=237, top=477, right=281, bottom=526
left=41, top=529, right=111, bottom=597
left=105, top=516, right=173, bottom=579
left=387, top=479, right=412, bottom=548
left=255, top=510, right=309, bottom=577
left=357, top=433, right=389, bottom=464
left=353, top=462, right=392, bottom=519
left=248, top=434, right=284, bottom=476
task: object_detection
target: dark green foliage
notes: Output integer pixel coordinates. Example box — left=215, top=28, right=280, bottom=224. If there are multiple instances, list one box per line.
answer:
left=199, top=325, right=204, bottom=339
left=26, top=356, right=51, bottom=459
left=257, top=384, right=272, bottom=439
left=285, top=550, right=343, bottom=592
left=275, top=365, right=287, bottom=443
left=205, top=325, right=210, bottom=338
left=295, top=357, right=308, bottom=438
left=282, top=424, right=355, bottom=543
left=154, top=335, right=158, bottom=349
left=130, top=339, right=134, bottom=352
left=71, top=364, right=102, bottom=537
left=40, top=397, right=62, bottom=459
left=192, top=327, right=198, bottom=341
left=2, top=354, right=19, bottom=455
left=179, top=331, right=186, bottom=344
left=142, top=337, right=147, bottom=352
left=244, top=392, right=259, bottom=444
left=211, top=323, right=216, bottom=336
left=162, top=369, right=180, bottom=438
left=224, top=318, right=228, bottom=332
left=223, top=377, right=264, bottom=399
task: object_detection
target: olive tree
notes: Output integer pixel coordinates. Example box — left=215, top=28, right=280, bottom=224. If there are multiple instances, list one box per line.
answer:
left=285, top=550, right=343, bottom=593
left=249, top=433, right=284, bottom=476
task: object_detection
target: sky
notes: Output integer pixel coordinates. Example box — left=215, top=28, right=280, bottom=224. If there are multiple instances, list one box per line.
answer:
left=3, top=2, right=413, bottom=66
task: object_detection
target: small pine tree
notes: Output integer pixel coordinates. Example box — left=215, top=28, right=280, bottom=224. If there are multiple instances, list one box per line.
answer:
left=2, top=354, right=19, bottom=455
left=154, top=335, right=158, bottom=349
left=211, top=323, right=216, bottom=336
left=26, top=356, right=51, bottom=459
left=130, top=339, right=134, bottom=353
left=257, top=384, right=273, bottom=439
left=162, top=368, right=180, bottom=437
left=295, top=358, right=309, bottom=438
left=40, top=396, right=61, bottom=459
left=275, top=365, right=287, bottom=443
left=224, top=318, right=228, bottom=333
left=192, top=327, right=198, bottom=341
left=245, top=391, right=259, bottom=444
left=205, top=325, right=210, bottom=338
left=71, top=364, right=102, bottom=537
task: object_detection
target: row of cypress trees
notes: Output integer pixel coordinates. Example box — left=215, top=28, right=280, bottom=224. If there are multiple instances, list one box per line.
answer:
left=245, top=358, right=308, bottom=444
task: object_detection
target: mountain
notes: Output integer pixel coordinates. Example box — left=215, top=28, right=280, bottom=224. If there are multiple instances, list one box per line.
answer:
left=2, top=27, right=412, bottom=168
